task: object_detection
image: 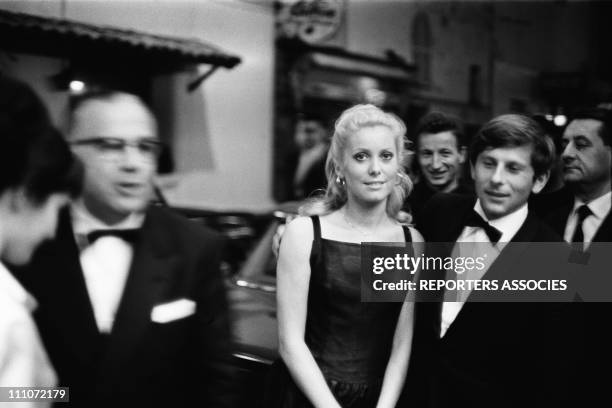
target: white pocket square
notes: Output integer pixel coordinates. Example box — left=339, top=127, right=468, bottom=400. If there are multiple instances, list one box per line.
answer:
left=151, top=298, right=196, bottom=323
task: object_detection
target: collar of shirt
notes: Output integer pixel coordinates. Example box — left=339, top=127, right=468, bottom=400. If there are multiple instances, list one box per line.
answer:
left=572, top=190, right=612, bottom=221
left=71, top=200, right=145, bottom=247
left=71, top=201, right=142, bottom=333
left=0, top=261, right=38, bottom=312
left=474, top=199, right=528, bottom=243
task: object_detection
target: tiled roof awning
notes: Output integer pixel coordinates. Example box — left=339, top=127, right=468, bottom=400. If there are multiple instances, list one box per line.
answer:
left=0, top=9, right=241, bottom=71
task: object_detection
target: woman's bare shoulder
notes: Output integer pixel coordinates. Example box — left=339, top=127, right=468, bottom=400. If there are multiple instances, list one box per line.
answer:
left=281, top=216, right=316, bottom=249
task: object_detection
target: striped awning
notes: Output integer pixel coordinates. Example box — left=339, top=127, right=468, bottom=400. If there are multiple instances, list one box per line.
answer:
left=0, top=9, right=241, bottom=71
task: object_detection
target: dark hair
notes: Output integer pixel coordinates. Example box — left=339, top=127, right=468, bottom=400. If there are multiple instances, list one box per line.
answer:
left=470, top=114, right=555, bottom=178
left=570, top=107, right=612, bottom=147
left=414, top=111, right=465, bottom=149
left=0, top=75, right=82, bottom=204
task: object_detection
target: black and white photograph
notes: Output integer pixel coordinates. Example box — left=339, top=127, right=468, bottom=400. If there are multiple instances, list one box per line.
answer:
left=1, top=0, right=611, bottom=407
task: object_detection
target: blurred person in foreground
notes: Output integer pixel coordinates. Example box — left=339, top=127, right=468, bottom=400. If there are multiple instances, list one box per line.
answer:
left=20, top=90, right=234, bottom=407
left=272, top=104, right=424, bottom=407
left=0, top=75, right=81, bottom=403
left=403, top=112, right=473, bottom=226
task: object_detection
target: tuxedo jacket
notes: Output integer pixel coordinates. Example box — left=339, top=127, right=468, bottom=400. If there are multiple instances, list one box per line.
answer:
left=20, top=206, right=235, bottom=408
left=402, top=180, right=474, bottom=228
left=408, top=194, right=575, bottom=408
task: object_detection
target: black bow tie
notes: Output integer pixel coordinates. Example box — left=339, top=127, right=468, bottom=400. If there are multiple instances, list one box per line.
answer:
left=464, top=210, right=502, bottom=244
left=86, top=228, right=140, bottom=244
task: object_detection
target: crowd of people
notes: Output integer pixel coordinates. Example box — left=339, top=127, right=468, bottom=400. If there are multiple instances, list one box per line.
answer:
left=1, top=72, right=611, bottom=407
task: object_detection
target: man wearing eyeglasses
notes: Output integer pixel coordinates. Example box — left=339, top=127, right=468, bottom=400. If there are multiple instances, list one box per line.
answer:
left=20, top=91, right=235, bottom=407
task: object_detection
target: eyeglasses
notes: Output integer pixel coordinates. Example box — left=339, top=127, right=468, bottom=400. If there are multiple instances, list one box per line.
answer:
left=70, top=137, right=163, bottom=162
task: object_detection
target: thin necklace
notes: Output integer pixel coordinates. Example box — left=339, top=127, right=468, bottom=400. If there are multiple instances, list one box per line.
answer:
left=342, top=211, right=382, bottom=239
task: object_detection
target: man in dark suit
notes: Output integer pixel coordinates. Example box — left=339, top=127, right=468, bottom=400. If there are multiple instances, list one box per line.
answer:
left=20, top=91, right=234, bottom=407
left=403, top=111, right=473, bottom=226
left=532, top=108, right=612, bottom=406
left=409, top=114, right=574, bottom=408
left=534, top=107, right=612, bottom=246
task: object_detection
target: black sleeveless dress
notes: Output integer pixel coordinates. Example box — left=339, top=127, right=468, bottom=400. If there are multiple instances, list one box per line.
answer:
left=269, top=215, right=413, bottom=408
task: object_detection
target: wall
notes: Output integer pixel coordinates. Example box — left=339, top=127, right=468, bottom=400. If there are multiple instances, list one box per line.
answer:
left=0, top=0, right=602, bottom=209
left=491, top=1, right=591, bottom=115
left=0, top=0, right=275, bottom=212
left=344, top=0, right=416, bottom=60
left=418, top=1, right=492, bottom=115
left=342, top=1, right=493, bottom=122
left=340, top=0, right=594, bottom=118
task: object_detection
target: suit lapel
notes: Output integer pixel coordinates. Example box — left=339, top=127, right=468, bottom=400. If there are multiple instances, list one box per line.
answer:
left=478, top=213, right=538, bottom=283
left=429, top=198, right=475, bottom=338
left=593, top=211, right=612, bottom=242
left=102, top=209, right=179, bottom=370
left=548, top=203, right=572, bottom=237
left=445, top=202, right=473, bottom=243
left=442, top=212, right=539, bottom=338
left=42, top=209, right=100, bottom=364
left=543, top=187, right=574, bottom=237
left=542, top=187, right=611, bottom=242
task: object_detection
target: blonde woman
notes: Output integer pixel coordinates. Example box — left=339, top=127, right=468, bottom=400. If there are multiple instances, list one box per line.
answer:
left=275, top=104, right=423, bottom=407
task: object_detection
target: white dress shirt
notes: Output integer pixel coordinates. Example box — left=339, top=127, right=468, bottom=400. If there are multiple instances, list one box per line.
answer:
left=0, top=262, right=56, bottom=407
left=440, top=201, right=528, bottom=338
left=71, top=201, right=144, bottom=333
left=563, top=191, right=611, bottom=250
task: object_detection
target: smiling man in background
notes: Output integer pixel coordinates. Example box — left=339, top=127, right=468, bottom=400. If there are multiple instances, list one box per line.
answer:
left=404, top=111, right=472, bottom=224
left=21, top=90, right=235, bottom=408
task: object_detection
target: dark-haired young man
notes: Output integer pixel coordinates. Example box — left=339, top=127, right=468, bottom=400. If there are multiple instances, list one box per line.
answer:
left=404, top=111, right=472, bottom=224
left=409, top=114, right=573, bottom=408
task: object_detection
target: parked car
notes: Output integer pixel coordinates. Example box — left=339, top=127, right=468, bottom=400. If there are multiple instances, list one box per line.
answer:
left=167, top=204, right=300, bottom=406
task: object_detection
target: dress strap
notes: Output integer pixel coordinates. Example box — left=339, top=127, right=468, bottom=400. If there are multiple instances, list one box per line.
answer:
left=311, top=215, right=322, bottom=240
left=402, top=225, right=412, bottom=243
left=310, top=215, right=323, bottom=264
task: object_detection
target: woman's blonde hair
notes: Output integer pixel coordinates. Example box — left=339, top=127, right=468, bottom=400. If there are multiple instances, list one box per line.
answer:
left=300, top=104, right=412, bottom=219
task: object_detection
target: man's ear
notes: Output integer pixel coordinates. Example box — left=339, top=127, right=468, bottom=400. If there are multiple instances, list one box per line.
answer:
left=458, top=146, right=467, bottom=164
left=470, top=161, right=475, bottom=180
left=531, top=171, right=550, bottom=194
